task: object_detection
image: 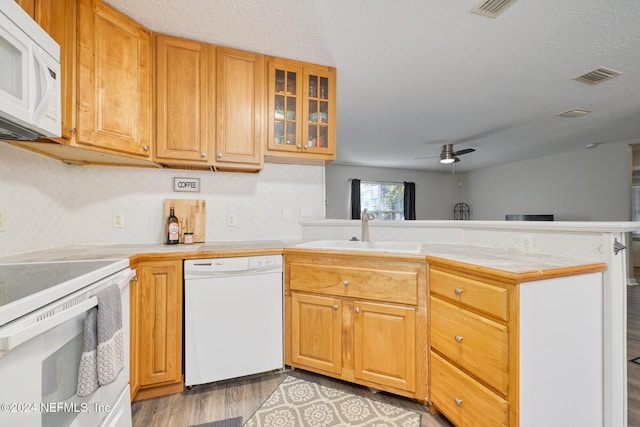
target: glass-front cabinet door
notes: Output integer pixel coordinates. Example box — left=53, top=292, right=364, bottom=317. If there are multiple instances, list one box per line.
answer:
left=303, top=68, right=334, bottom=155
left=267, top=59, right=336, bottom=160
left=268, top=61, right=302, bottom=153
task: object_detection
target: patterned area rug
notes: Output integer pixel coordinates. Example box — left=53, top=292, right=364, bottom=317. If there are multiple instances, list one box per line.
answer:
left=245, top=376, right=421, bottom=426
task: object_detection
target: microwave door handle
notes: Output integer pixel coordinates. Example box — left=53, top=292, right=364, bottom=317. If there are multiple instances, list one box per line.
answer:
left=32, top=49, right=53, bottom=122
left=0, top=296, right=97, bottom=358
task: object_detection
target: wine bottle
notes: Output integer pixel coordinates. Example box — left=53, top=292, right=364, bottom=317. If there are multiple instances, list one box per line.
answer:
left=167, top=207, right=179, bottom=245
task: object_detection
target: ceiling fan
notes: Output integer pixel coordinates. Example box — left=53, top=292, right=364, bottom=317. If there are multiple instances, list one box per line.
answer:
left=415, top=143, right=476, bottom=164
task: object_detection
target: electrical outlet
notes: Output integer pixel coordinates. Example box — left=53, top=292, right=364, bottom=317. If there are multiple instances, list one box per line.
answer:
left=112, top=213, right=124, bottom=228
left=226, top=213, right=237, bottom=227
left=519, top=235, right=534, bottom=253
left=0, top=210, right=4, bottom=232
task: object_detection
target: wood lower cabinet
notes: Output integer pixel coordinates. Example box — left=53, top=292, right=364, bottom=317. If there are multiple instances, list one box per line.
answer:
left=285, top=251, right=427, bottom=401
left=428, top=263, right=606, bottom=427
left=353, top=300, right=416, bottom=392
left=291, top=292, right=342, bottom=374
left=129, top=266, right=141, bottom=400
left=131, top=259, right=183, bottom=401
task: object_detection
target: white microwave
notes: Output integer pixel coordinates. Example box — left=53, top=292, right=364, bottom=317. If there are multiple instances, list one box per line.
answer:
left=0, top=0, right=60, bottom=140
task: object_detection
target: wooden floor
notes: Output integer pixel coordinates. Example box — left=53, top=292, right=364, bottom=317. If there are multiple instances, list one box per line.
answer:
left=131, top=369, right=454, bottom=427
left=132, top=287, right=640, bottom=426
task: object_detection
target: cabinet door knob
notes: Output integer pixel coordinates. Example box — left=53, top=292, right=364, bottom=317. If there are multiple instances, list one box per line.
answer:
left=454, top=398, right=463, bottom=407
left=303, top=144, right=309, bottom=150
left=454, top=287, right=463, bottom=295
left=332, top=304, right=339, bottom=310
left=354, top=307, right=360, bottom=313
left=297, top=144, right=302, bottom=149
left=201, top=152, right=207, bottom=157
left=455, top=335, right=463, bottom=343
left=143, top=145, right=149, bottom=151
left=217, top=152, right=223, bottom=159
left=343, top=280, right=349, bottom=286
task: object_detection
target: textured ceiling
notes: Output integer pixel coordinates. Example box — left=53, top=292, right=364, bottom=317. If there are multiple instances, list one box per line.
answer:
left=105, top=0, right=640, bottom=172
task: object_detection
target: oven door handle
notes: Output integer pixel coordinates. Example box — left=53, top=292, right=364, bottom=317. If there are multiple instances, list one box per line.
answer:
left=0, top=296, right=97, bottom=358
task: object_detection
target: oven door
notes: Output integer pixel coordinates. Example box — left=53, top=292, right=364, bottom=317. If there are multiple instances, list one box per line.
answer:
left=0, top=269, right=132, bottom=427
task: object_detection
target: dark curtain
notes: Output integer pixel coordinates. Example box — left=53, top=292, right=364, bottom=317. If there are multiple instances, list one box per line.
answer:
left=350, top=179, right=361, bottom=219
left=404, top=181, right=416, bottom=220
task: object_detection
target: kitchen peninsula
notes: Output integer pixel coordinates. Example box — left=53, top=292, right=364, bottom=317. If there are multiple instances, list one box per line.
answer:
left=0, top=218, right=630, bottom=427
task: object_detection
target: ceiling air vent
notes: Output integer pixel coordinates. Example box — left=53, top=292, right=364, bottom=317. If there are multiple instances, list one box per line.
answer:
left=573, top=67, right=622, bottom=85
left=471, top=0, right=518, bottom=18
left=557, top=108, right=592, bottom=118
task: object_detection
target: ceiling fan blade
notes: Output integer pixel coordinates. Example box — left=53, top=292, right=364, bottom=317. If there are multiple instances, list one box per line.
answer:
left=453, top=148, right=476, bottom=156
left=413, top=155, right=440, bottom=159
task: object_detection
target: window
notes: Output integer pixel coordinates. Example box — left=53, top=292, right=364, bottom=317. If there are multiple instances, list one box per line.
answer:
left=360, top=181, right=404, bottom=220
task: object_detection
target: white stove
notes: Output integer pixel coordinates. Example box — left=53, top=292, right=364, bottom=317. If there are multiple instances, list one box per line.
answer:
left=0, top=258, right=133, bottom=427
left=0, top=259, right=128, bottom=327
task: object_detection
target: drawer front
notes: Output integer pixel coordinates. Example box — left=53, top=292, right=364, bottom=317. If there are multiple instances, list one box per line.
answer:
left=430, top=297, right=509, bottom=395
left=430, top=268, right=509, bottom=321
left=430, top=352, right=509, bottom=427
left=289, top=262, right=418, bottom=305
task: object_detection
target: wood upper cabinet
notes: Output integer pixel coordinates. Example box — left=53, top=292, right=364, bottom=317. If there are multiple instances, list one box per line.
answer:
left=214, top=47, right=264, bottom=171
left=35, top=0, right=76, bottom=142
left=285, top=252, right=427, bottom=401
left=77, top=0, right=152, bottom=158
left=154, top=34, right=215, bottom=165
left=266, top=58, right=336, bottom=164
left=133, top=259, right=183, bottom=401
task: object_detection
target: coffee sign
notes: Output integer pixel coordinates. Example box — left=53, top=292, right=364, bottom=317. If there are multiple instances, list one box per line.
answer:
left=173, top=177, right=200, bottom=193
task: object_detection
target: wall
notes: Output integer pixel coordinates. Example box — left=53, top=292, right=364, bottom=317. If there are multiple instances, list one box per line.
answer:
left=325, top=140, right=634, bottom=221
left=0, top=143, right=325, bottom=257
left=463, top=140, right=634, bottom=221
left=324, top=163, right=462, bottom=220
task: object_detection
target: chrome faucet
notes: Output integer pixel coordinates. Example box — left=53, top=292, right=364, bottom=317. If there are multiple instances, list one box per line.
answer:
left=361, top=208, right=375, bottom=242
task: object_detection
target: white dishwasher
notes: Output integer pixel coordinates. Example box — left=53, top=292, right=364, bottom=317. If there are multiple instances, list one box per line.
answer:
left=184, top=255, right=283, bottom=387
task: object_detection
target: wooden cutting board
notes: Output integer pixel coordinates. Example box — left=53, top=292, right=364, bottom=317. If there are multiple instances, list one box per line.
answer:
left=164, top=199, right=206, bottom=243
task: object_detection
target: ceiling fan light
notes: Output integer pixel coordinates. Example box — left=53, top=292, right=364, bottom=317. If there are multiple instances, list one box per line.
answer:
left=440, top=143, right=456, bottom=163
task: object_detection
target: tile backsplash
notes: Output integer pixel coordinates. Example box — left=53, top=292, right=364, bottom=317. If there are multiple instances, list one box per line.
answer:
left=0, top=143, right=325, bottom=256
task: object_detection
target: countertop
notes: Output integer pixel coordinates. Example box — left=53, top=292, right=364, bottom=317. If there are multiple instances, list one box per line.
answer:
left=0, top=240, right=607, bottom=282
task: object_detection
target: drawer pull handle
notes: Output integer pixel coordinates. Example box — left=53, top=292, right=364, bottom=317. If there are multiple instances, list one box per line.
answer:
left=355, top=307, right=360, bottom=313
left=343, top=280, right=350, bottom=286
left=332, top=305, right=339, bottom=310
left=455, top=335, right=464, bottom=343
left=454, top=288, right=463, bottom=295
left=454, top=398, right=463, bottom=407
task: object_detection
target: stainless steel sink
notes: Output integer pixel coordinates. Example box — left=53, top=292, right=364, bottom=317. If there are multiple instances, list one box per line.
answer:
left=295, top=240, right=423, bottom=254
